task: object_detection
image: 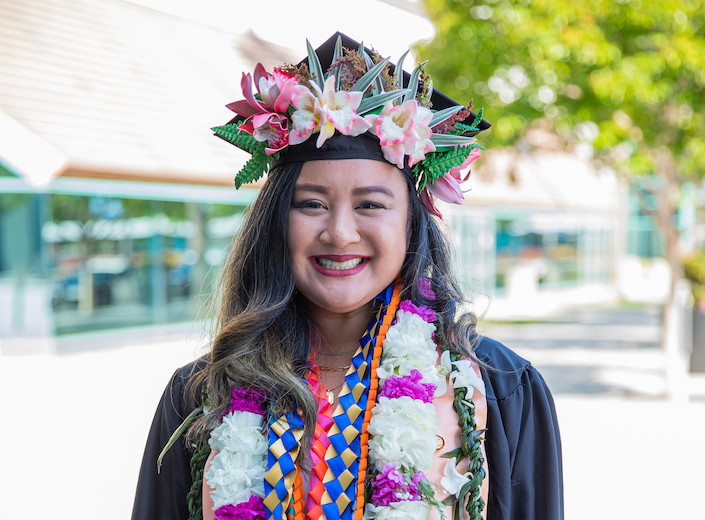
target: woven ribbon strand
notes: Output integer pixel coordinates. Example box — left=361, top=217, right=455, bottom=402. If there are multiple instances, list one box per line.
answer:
left=319, top=279, right=402, bottom=520
left=306, top=369, right=335, bottom=520
left=264, top=411, right=306, bottom=520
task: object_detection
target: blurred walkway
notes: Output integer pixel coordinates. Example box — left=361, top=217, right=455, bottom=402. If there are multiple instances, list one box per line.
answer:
left=1, top=305, right=703, bottom=520
left=480, top=305, right=705, bottom=520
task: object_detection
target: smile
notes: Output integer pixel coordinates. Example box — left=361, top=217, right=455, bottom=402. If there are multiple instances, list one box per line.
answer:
left=310, top=255, right=369, bottom=277
left=315, top=257, right=364, bottom=270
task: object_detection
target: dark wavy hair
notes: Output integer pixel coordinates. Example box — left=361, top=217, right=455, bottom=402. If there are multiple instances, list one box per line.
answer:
left=187, top=161, right=478, bottom=448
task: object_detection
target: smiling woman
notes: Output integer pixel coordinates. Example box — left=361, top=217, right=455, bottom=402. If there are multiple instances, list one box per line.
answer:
left=132, top=33, right=563, bottom=520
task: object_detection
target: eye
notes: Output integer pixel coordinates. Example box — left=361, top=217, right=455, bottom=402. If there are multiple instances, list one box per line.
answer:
left=292, top=200, right=326, bottom=210
left=357, top=201, right=385, bottom=210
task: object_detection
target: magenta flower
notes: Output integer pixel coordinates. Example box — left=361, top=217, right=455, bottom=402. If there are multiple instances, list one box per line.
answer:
left=214, top=496, right=265, bottom=520
left=378, top=370, right=436, bottom=403
left=226, top=64, right=298, bottom=155
left=370, top=463, right=423, bottom=506
left=227, top=386, right=268, bottom=417
left=399, top=300, right=436, bottom=323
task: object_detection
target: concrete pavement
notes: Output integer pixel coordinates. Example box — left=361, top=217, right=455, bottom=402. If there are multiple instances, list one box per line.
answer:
left=481, top=305, right=705, bottom=520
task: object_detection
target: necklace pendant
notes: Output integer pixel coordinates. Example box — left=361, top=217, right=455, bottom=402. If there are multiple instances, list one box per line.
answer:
left=326, top=389, right=335, bottom=404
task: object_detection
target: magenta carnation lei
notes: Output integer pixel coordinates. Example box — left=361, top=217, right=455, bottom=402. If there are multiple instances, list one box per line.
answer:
left=399, top=300, right=436, bottom=324
left=370, top=463, right=423, bottom=506
left=227, top=386, right=268, bottom=417
left=378, top=369, right=435, bottom=404
left=214, top=496, right=265, bottom=520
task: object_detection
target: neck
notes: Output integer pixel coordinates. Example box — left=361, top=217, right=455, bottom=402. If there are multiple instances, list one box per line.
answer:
left=304, top=300, right=375, bottom=356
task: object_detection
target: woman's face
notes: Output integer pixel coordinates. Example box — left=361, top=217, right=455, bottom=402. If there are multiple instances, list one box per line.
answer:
left=288, top=158, right=409, bottom=316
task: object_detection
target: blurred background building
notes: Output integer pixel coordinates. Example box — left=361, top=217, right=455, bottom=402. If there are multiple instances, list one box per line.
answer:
left=0, top=0, right=684, bottom=346
left=0, top=0, right=673, bottom=352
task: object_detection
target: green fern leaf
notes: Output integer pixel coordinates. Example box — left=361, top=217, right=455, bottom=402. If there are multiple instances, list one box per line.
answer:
left=423, top=145, right=480, bottom=180
left=234, top=145, right=270, bottom=188
left=468, top=108, right=484, bottom=131
left=212, top=124, right=259, bottom=153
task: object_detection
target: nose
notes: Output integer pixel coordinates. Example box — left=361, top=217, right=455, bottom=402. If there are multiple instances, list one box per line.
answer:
left=320, top=208, right=361, bottom=247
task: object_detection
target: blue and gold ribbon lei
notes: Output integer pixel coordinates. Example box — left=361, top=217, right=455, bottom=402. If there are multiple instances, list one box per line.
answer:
left=263, top=283, right=398, bottom=520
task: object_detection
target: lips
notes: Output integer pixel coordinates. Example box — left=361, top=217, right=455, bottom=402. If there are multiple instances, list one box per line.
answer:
left=310, top=255, right=369, bottom=276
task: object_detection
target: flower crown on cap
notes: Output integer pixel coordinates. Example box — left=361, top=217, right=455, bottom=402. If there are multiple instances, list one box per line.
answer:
left=213, top=33, right=489, bottom=218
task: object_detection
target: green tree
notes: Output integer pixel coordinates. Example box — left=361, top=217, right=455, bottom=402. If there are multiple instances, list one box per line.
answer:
left=419, top=0, right=705, bottom=336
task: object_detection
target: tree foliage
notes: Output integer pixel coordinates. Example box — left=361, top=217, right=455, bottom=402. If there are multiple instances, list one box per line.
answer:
left=418, top=0, right=705, bottom=179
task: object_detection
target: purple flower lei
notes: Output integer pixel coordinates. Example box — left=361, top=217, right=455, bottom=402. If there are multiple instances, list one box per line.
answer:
left=226, top=386, right=268, bottom=418
left=378, top=369, right=435, bottom=404
left=399, top=300, right=436, bottom=324
left=214, top=496, right=265, bottom=520
left=370, top=463, right=424, bottom=507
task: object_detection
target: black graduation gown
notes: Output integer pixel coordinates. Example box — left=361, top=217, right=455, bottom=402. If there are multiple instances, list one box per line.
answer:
left=131, top=337, right=563, bottom=520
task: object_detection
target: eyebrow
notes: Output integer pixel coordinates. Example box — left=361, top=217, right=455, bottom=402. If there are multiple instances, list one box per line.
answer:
left=294, top=184, right=394, bottom=197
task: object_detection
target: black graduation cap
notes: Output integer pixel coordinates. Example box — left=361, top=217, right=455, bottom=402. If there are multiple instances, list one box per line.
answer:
left=299, top=32, right=491, bottom=137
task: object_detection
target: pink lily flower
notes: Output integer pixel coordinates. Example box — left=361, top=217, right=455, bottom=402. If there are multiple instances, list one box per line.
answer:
left=406, top=106, right=435, bottom=167
left=290, top=76, right=371, bottom=147
left=419, top=189, right=443, bottom=219
left=428, top=171, right=464, bottom=205
left=226, top=64, right=297, bottom=155
left=290, top=85, right=318, bottom=145
left=420, top=147, right=480, bottom=218
left=239, top=113, right=289, bottom=155
left=226, top=64, right=297, bottom=118
left=366, top=100, right=419, bottom=169
left=419, top=174, right=463, bottom=220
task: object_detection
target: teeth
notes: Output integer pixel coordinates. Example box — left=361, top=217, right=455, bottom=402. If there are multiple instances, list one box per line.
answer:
left=316, top=257, right=364, bottom=270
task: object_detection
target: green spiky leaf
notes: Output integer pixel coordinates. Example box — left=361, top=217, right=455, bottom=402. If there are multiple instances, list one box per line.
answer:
left=157, top=405, right=203, bottom=472
left=331, top=35, right=343, bottom=87
left=429, top=105, right=464, bottom=129
left=394, top=49, right=410, bottom=91
left=212, top=124, right=259, bottom=153
left=306, top=38, right=324, bottom=90
left=403, top=60, right=428, bottom=102
left=366, top=50, right=385, bottom=94
left=430, top=133, right=477, bottom=147
left=352, top=53, right=390, bottom=95
left=357, top=88, right=410, bottom=114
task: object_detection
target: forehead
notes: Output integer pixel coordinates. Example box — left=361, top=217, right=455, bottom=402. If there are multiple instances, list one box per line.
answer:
left=296, top=159, right=409, bottom=197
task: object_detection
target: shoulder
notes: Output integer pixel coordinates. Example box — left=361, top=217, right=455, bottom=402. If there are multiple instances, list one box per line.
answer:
left=472, top=335, right=546, bottom=403
left=165, top=356, right=209, bottom=419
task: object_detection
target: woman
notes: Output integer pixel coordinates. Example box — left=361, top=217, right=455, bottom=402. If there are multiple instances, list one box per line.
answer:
left=132, top=33, right=563, bottom=520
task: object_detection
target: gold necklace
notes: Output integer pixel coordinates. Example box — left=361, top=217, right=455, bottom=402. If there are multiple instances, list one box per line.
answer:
left=325, top=381, right=346, bottom=404
left=318, top=364, right=352, bottom=372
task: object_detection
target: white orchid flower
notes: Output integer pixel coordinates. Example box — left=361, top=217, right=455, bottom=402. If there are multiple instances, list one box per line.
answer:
left=440, top=457, right=471, bottom=498
left=450, top=359, right=486, bottom=397
left=437, top=350, right=486, bottom=398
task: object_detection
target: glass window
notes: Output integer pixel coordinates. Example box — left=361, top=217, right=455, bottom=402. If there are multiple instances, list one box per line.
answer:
left=44, top=194, right=247, bottom=334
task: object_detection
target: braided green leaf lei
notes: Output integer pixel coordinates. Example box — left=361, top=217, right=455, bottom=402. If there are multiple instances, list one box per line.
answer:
left=442, top=350, right=486, bottom=520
